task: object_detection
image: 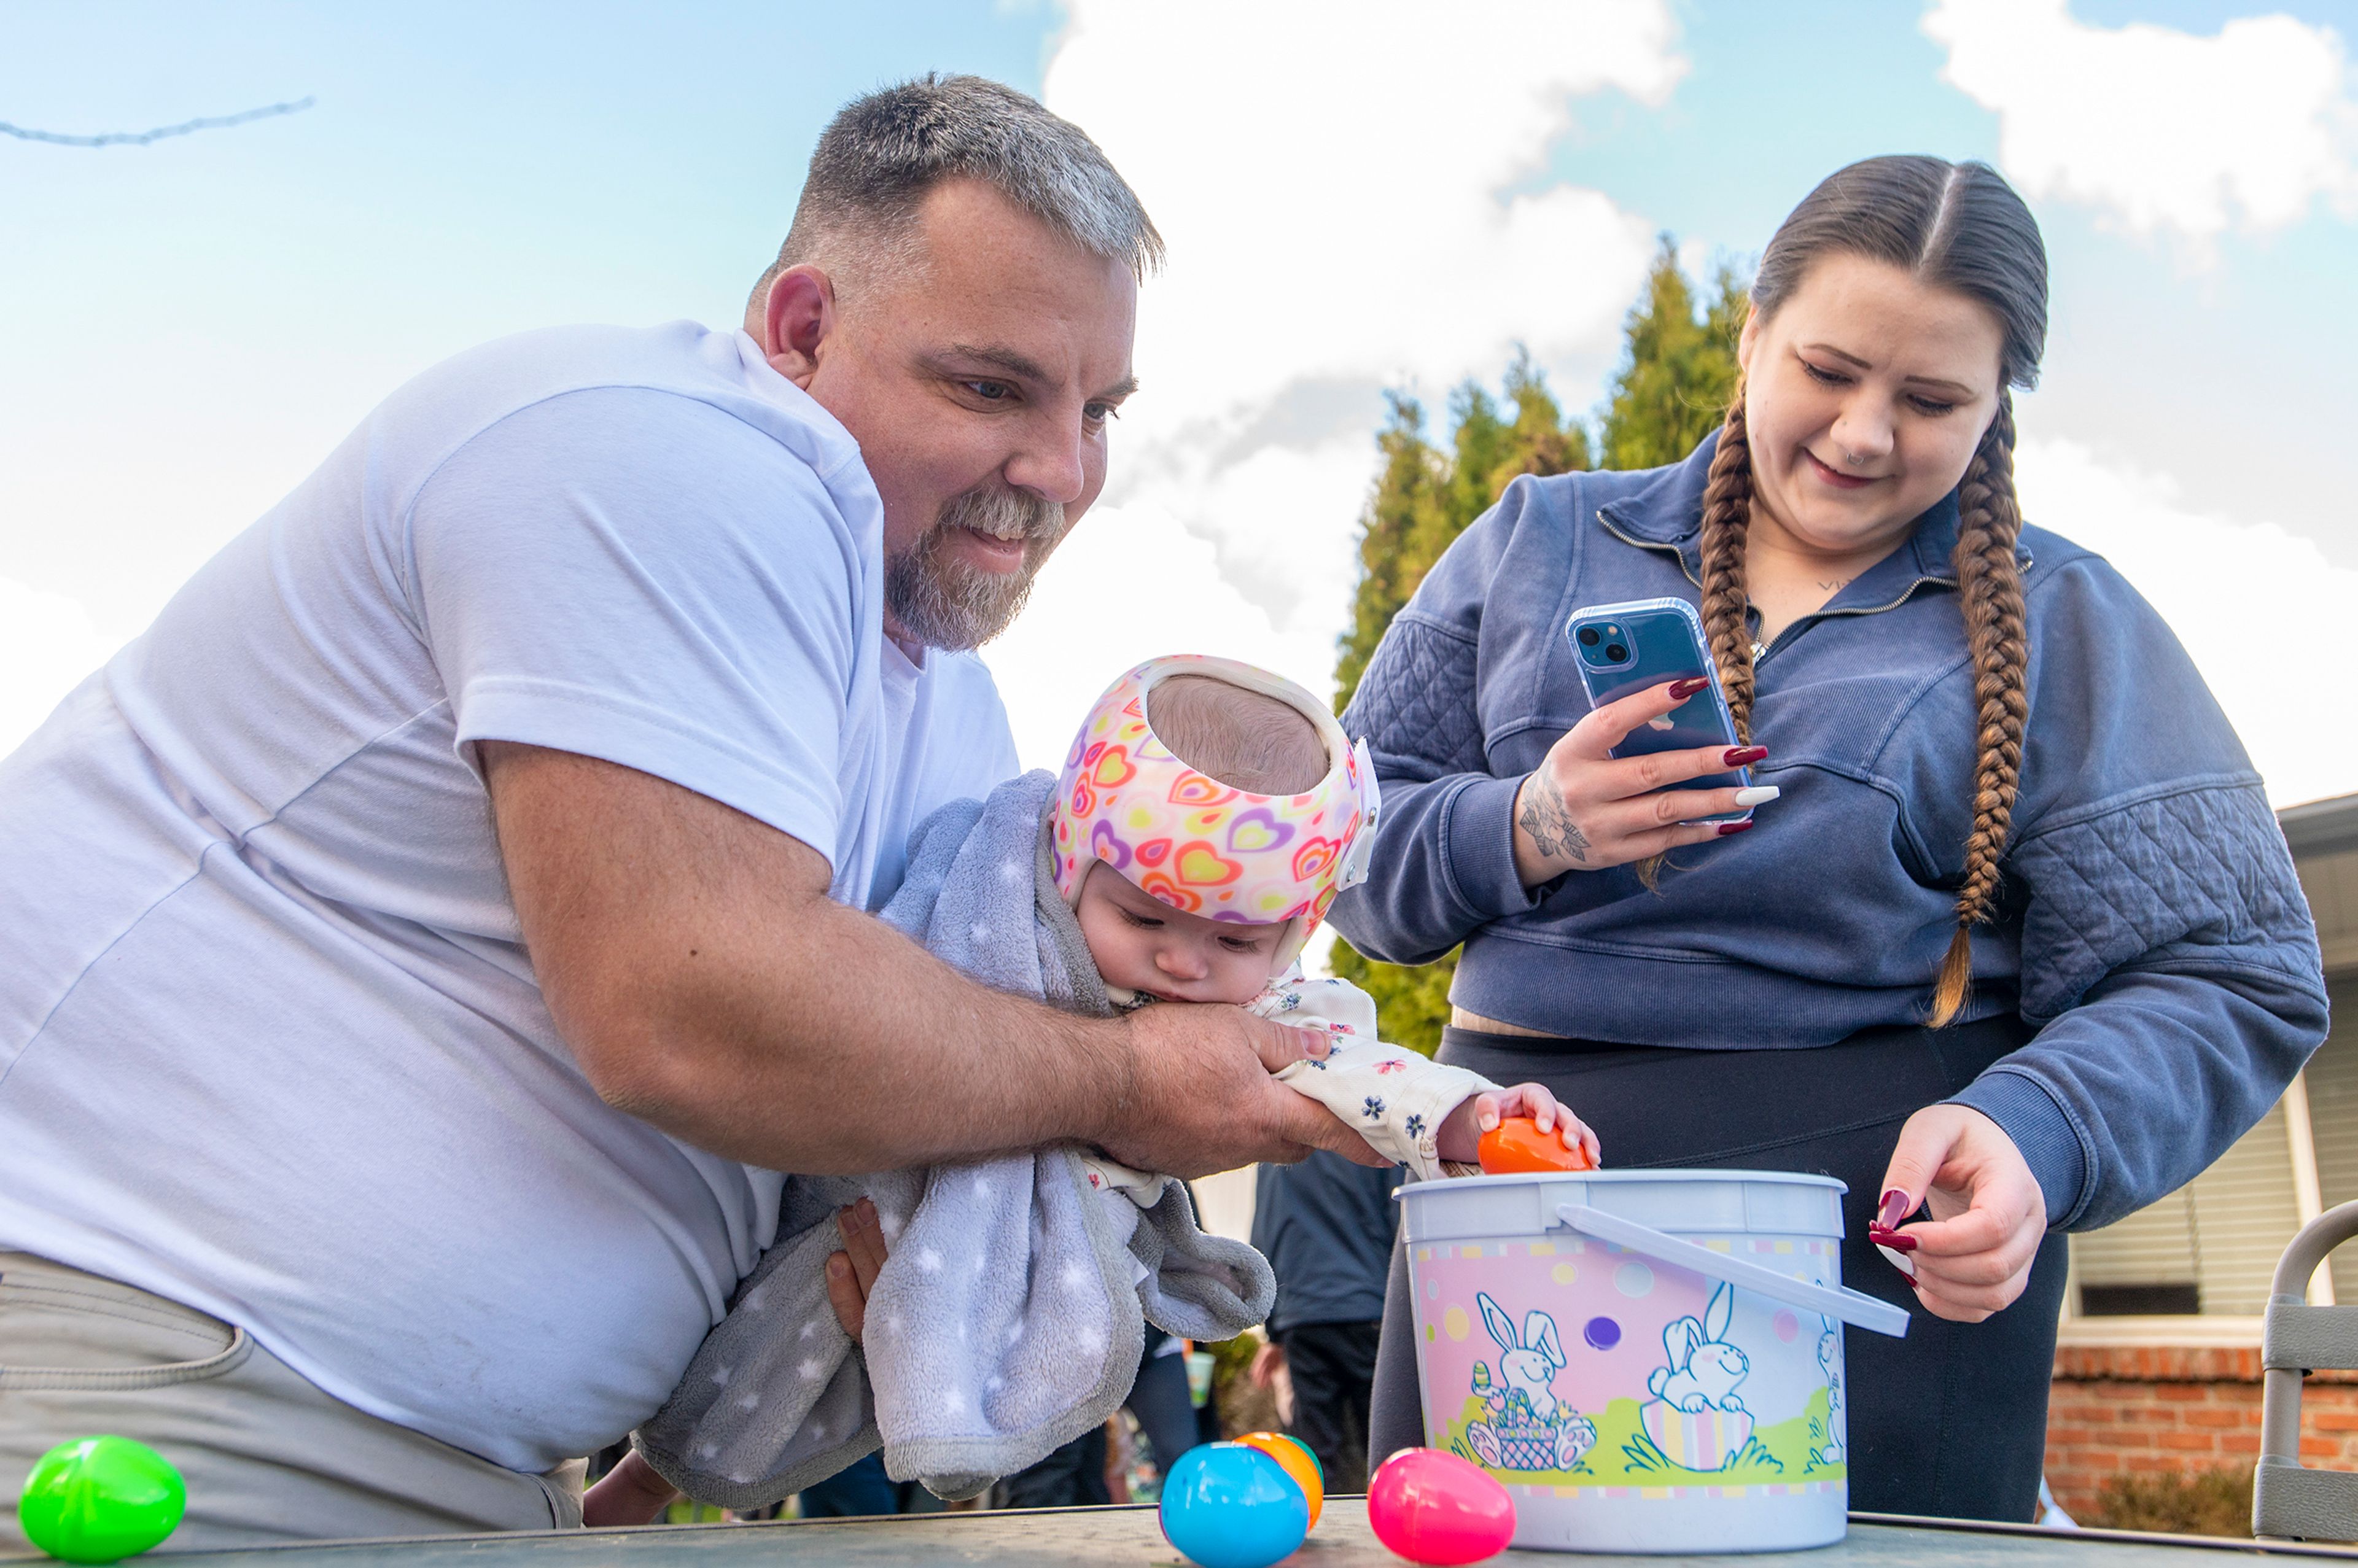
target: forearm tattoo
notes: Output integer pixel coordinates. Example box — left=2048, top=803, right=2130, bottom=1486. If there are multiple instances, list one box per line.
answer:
left=1517, top=774, right=1590, bottom=864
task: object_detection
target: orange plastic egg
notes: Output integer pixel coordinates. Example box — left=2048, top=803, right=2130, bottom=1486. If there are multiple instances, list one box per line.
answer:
left=1237, top=1431, right=1321, bottom=1529
left=1477, top=1115, right=1595, bottom=1175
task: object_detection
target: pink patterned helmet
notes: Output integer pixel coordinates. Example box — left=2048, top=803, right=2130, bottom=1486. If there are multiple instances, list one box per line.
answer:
left=1051, top=654, right=1382, bottom=973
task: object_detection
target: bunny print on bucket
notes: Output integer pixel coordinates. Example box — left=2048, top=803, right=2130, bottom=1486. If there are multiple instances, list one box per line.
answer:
left=1639, top=1281, right=1756, bottom=1471
left=1465, top=1292, right=1598, bottom=1472
left=1648, top=1282, right=1750, bottom=1415
left=1811, top=1327, right=1846, bottom=1469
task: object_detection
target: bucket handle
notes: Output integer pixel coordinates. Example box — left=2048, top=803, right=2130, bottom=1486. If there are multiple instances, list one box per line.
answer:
left=1555, top=1203, right=1910, bottom=1338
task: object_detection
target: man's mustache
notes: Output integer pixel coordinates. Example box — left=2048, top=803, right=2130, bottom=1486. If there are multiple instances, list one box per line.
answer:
left=932, top=483, right=1067, bottom=547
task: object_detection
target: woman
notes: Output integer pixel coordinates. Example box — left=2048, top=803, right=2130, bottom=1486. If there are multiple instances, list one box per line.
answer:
left=1328, top=156, right=2328, bottom=1521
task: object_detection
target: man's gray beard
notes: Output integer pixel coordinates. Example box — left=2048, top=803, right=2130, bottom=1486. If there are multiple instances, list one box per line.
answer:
left=885, top=484, right=1069, bottom=651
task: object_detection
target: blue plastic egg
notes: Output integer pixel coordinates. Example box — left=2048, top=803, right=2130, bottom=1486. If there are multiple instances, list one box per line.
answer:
left=1158, top=1441, right=1310, bottom=1568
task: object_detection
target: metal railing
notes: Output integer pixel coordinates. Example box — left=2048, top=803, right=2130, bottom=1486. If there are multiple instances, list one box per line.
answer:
left=2256, top=1201, right=2358, bottom=1540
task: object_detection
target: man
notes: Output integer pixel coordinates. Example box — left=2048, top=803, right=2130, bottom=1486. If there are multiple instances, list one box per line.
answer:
left=0, top=76, right=1372, bottom=1550
left=1250, top=1151, right=1406, bottom=1491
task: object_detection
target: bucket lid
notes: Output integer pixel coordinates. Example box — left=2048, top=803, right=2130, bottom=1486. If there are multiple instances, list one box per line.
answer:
left=1396, top=1168, right=1907, bottom=1337
left=1396, top=1168, right=1848, bottom=1200
left=1396, top=1166, right=1850, bottom=1246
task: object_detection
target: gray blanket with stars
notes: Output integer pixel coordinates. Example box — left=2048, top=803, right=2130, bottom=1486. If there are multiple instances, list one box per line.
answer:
left=631, top=769, right=1275, bottom=1507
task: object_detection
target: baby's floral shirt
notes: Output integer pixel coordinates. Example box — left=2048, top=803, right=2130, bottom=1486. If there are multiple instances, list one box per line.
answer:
left=1245, top=967, right=1496, bottom=1181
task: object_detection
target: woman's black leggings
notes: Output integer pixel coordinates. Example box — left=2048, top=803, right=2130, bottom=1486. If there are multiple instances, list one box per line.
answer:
left=1366, top=1016, right=2069, bottom=1523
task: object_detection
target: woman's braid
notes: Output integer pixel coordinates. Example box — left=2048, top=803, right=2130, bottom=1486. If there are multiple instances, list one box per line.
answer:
left=1930, top=390, right=2028, bottom=1027
left=1625, top=389, right=1761, bottom=894
left=1695, top=386, right=1759, bottom=743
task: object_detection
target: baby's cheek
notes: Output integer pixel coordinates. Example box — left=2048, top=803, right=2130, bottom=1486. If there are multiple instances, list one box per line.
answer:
left=1207, top=950, right=1272, bottom=1007
left=1100, top=947, right=1161, bottom=993
left=1083, top=925, right=1148, bottom=992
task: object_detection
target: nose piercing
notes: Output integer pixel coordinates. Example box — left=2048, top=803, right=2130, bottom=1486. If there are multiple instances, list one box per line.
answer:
left=1845, top=451, right=1870, bottom=468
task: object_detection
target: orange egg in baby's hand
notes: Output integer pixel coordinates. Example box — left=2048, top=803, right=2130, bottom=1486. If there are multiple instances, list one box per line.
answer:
left=1477, top=1115, right=1596, bottom=1174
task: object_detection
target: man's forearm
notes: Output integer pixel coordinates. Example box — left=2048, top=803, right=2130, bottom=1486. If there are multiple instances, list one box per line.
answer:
left=486, top=742, right=1130, bottom=1173
left=611, top=893, right=1135, bottom=1173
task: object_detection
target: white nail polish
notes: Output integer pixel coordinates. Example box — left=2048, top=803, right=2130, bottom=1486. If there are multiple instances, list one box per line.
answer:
left=1733, top=786, right=1780, bottom=807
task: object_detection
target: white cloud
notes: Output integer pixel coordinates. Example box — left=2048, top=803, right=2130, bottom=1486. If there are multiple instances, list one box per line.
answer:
left=0, top=578, right=119, bottom=756
left=1924, top=0, right=2358, bottom=249
left=981, top=500, right=1340, bottom=771
left=1022, top=0, right=1680, bottom=670
left=2014, top=438, right=2358, bottom=807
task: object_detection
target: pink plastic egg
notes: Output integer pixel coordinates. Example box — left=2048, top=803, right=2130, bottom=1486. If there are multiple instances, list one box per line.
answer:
left=1366, top=1448, right=1515, bottom=1565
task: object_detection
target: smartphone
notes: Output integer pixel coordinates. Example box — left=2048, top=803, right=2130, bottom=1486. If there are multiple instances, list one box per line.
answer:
left=1565, top=597, right=1754, bottom=825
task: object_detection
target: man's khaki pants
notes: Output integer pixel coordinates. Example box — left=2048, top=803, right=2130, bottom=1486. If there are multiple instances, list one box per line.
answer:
left=1, top=1253, right=583, bottom=1554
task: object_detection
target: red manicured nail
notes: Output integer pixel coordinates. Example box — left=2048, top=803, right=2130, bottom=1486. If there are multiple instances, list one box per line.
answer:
left=1867, top=1225, right=1918, bottom=1254
left=1714, top=820, right=1753, bottom=836
left=1878, top=1189, right=1914, bottom=1229
left=1668, top=677, right=1711, bottom=699
left=1724, top=746, right=1767, bottom=767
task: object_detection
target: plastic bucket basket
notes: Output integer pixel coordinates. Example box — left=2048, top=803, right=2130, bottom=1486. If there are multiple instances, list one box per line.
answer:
left=1397, top=1170, right=1909, bottom=1554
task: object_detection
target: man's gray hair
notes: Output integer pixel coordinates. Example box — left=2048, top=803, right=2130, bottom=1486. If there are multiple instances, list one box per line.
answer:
left=753, top=74, right=1161, bottom=308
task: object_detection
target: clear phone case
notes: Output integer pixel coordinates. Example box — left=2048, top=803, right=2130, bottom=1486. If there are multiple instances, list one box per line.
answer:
left=1565, top=597, right=1754, bottom=825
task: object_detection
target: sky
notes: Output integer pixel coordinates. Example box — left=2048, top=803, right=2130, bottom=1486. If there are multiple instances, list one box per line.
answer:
left=3, top=0, right=2354, bottom=807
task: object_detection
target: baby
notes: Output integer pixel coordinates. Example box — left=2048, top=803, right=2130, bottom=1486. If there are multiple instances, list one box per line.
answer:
left=585, top=656, right=1593, bottom=1524
left=1050, top=656, right=1594, bottom=1176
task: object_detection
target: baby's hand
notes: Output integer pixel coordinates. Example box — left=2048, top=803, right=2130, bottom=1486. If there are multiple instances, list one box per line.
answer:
left=826, top=1198, right=888, bottom=1342
left=1437, top=1082, right=1601, bottom=1166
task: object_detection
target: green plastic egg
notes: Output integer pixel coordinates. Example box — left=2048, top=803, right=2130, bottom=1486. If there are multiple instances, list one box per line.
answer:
left=18, top=1436, right=186, bottom=1563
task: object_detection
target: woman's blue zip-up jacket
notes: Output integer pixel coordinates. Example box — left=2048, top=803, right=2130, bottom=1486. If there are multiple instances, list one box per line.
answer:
left=1326, top=432, right=2328, bottom=1232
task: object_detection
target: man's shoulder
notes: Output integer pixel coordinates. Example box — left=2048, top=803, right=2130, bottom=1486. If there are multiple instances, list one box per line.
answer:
left=381, top=322, right=868, bottom=498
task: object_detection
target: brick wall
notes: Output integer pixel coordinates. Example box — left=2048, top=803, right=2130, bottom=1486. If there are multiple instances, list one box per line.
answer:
left=2045, top=1345, right=2358, bottom=1518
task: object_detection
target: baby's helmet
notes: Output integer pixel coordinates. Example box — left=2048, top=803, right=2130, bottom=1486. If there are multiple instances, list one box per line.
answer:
left=1051, top=654, right=1381, bottom=974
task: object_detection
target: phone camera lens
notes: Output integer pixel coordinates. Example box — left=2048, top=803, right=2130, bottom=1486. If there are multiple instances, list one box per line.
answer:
left=1576, top=626, right=1600, bottom=648
left=1605, top=643, right=1628, bottom=662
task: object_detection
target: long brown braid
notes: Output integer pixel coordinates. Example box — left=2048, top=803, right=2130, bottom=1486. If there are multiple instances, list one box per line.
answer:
left=1930, top=390, right=2027, bottom=1024
left=1695, top=384, right=1759, bottom=744
left=1700, top=155, right=2047, bottom=1025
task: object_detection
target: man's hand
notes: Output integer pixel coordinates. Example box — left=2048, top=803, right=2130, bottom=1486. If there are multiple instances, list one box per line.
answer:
left=1097, top=1004, right=1387, bottom=1177
left=484, top=742, right=1389, bottom=1176
left=1250, top=1338, right=1286, bottom=1389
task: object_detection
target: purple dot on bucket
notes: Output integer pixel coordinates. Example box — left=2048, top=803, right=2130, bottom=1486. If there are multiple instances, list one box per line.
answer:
left=1583, top=1316, right=1621, bottom=1350
left=1774, top=1310, right=1800, bottom=1343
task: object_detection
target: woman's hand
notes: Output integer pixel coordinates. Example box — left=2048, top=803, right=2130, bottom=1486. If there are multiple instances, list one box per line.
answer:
left=1874, top=1104, right=2048, bottom=1321
left=1511, top=678, right=1778, bottom=886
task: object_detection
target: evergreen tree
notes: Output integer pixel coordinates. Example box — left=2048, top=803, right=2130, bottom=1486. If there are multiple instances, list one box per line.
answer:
left=1328, top=353, right=1589, bottom=1054
left=1600, top=237, right=1749, bottom=471
left=1334, top=353, right=1594, bottom=714
left=1332, top=392, right=1445, bottom=712
left=1327, top=250, right=1747, bottom=1055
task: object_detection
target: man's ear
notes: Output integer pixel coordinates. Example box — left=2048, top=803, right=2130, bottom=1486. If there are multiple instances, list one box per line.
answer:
left=760, top=265, right=836, bottom=389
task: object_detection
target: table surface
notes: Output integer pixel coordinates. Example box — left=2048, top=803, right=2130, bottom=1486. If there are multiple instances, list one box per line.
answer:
left=88, top=1503, right=2358, bottom=1567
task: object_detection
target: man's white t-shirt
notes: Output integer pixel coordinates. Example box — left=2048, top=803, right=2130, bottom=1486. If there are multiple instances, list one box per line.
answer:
left=0, top=322, right=1018, bottom=1471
